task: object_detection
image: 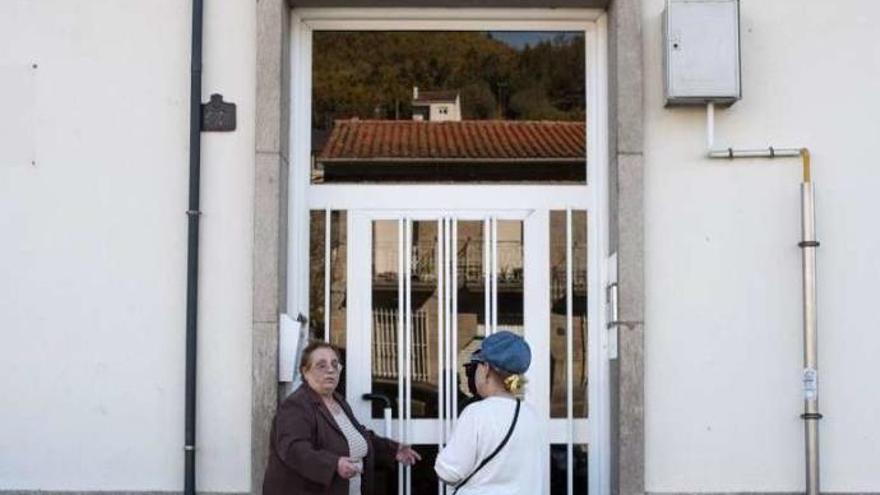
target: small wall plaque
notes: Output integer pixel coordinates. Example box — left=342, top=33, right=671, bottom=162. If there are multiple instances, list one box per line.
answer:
left=201, top=93, right=236, bottom=132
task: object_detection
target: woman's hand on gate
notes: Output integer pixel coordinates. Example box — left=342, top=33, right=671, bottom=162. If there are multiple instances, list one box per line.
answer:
left=395, top=444, right=422, bottom=465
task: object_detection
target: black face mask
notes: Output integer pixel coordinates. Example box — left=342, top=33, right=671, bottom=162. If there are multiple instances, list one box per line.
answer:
left=465, top=362, right=482, bottom=400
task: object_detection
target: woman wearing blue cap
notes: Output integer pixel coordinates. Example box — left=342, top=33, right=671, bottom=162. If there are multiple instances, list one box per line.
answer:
left=434, top=331, right=545, bottom=494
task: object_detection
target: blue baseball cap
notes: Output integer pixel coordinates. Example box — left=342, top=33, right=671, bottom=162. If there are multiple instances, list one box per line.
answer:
left=471, top=330, right=531, bottom=374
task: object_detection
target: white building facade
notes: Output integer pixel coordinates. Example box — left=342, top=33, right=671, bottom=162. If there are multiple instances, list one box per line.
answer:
left=1, top=1, right=878, bottom=495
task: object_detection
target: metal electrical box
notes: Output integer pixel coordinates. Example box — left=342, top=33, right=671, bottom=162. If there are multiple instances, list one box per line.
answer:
left=663, top=0, right=741, bottom=105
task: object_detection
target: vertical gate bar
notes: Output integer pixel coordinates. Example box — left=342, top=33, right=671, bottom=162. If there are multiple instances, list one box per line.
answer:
left=566, top=208, right=574, bottom=495
left=437, top=217, right=446, bottom=495
left=444, top=218, right=448, bottom=495
left=397, top=219, right=405, bottom=495
left=437, top=218, right=446, bottom=463
left=443, top=218, right=452, bottom=495
left=446, top=218, right=453, bottom=436
left=324, top=209, right=331, bottom=343
left=404, top=218, right=413, bottom=495
left=492, top=217, right=498, bottom=334
left=441, top=218, right=452, bottom=444
left=483, top=218, right=490, bottom=337
left=452, top=218, right=459, bottom=426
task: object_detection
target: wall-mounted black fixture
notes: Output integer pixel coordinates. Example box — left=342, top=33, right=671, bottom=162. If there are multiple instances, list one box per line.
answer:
left=201, top=93, right=236, bottom=132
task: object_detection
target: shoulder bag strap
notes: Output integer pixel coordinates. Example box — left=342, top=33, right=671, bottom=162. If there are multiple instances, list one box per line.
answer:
left=453, top=399, right=521, bottom=494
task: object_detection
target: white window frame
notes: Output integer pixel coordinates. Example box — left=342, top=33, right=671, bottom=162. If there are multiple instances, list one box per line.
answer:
left=286, top=8, right=611, bottom=495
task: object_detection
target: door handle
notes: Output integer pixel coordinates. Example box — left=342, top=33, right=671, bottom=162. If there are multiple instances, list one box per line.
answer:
left=362, top=393, right=392, bottom=409
left=362, top=393, right=394, bottom=439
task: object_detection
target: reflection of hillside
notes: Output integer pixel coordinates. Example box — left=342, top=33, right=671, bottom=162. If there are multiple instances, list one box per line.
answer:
left=312, top=31, right=585, bottom=127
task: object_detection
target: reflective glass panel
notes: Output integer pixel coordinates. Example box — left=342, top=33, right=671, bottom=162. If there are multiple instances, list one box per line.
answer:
left=309, top=211, right=327, bottom=342
left=410, top=220, right=439, bottom=419
left=312, top=31, right=586, bottom=183
left=496, top=220, right=524, bottom=335
left=549, top=210, right=588, bottom=418
left=455, top=220, right=487, bottom=413
left=550, top=444, right=589, bottom=495
left=310, top=210, right=348, bottom=392
left=371, top=220, right=400, bottom=418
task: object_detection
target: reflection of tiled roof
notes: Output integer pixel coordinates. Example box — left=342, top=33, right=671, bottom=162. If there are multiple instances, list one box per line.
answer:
left=413, top=90, right=459, bottom=104
left=318, top=120, right=585, bottom=162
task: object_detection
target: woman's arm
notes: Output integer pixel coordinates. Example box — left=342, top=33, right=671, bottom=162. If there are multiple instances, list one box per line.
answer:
left=364, top=430, right=399, bottom=468
left=274, top=399, right=339, bottom=487
left=434, top=408, right=479, bottom=485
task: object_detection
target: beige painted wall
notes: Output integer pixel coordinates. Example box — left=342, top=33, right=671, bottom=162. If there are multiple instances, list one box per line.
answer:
left=0, top=0, right=256, bottom=490
left=643, top=0, right=880, bottom=491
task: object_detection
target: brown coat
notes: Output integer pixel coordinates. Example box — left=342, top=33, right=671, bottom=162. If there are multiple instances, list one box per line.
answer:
left=263, top=384, right=399, bottom=495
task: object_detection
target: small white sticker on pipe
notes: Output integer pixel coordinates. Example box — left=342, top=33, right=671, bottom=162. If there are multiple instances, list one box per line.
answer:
left=803, top=367, right=818, bottom=401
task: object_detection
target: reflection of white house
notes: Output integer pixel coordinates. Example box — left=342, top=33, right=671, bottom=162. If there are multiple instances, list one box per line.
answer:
left=411, top=86, right=461, bottom=121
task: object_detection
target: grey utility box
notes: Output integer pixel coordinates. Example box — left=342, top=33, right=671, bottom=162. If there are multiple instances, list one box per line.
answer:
left=663, top=0, right=741, bottom=105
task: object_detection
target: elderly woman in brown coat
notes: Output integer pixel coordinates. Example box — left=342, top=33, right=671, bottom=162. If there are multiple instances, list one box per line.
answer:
left=263, top=341, right=421, bottom=495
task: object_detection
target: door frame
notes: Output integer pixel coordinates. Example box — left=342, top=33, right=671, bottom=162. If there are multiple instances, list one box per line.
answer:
left=285, top=8, right=612, bottom=494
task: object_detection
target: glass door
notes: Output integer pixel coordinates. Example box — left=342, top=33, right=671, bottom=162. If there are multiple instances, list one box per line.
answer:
left=291, top=12, right=610, bottom=494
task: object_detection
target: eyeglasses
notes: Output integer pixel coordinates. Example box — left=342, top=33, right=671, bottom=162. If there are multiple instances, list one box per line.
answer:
left=312, top=361, right=344, bottom=374
left=464, top=361, right=484, bottom=373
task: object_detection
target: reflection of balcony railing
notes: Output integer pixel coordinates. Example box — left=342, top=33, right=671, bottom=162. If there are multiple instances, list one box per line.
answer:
left=373, top=243, right=436, bottom=284
left=457, top=241, right=523, bottom=284
left=373, top=240, right=524, bottom=285
left=551, top=265, right=588, bottom=301
left=372, top=308, right=429, bottom=382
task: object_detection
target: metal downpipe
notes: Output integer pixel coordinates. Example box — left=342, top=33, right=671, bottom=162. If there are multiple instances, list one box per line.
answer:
left=799, top=149, right=821, bottom=495
left=706, top=104, right=822, bottom=495
left=184, top=0, right=204, bottom=494
left=706, top=140, right=822, bottom=495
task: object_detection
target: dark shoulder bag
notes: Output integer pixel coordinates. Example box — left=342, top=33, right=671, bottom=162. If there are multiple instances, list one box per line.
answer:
left=453, top=399, right=521, bottom=494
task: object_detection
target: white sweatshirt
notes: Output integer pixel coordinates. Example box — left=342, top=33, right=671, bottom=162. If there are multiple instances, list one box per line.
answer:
left=434, top=396, right=545, bottom=495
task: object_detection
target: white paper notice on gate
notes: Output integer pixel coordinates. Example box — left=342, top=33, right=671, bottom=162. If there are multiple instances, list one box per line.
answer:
left=279, top=313, right=303, bottom=382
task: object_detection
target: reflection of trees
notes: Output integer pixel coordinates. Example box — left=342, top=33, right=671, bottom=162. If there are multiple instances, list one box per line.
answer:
left=312, top=31, right=586, bottom=132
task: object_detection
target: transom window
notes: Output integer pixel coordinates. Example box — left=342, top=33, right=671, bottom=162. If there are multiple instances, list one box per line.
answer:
left=310, top=30, right=586, bottom=184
